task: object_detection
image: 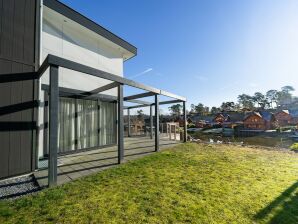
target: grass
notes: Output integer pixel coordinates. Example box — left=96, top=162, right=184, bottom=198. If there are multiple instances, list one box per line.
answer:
left=290, top=143, right=298, bottom=151
left=1, top=143, right=298, bottom=223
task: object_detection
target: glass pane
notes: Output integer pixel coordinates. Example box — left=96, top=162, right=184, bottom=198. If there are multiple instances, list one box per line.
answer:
left=77, top=99, right=98, bottom=149
left=58, top=97, right=76, bottom=153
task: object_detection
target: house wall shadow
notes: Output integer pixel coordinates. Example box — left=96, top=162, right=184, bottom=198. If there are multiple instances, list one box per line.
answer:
left=254, top=181, right=298, bottom=224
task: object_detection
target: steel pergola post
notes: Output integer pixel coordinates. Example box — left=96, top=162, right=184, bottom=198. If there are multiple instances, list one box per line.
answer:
left=127, top=108, right=131, bottom=137
left=150, top=105, right=153, bottom=139
left=155, top=94, right=159, bottom=152
left=48, top=65, right=59, bottom=187
left=118, top=84, right=124, bottom=163
left=183, top=101, right=187, bottom=142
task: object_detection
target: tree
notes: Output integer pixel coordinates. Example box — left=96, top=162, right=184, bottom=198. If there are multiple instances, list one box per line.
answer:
left=194, top=103, right=205, bottom=114
left=266, top=90, right=278, bottom=108
left=237, top=94, right=254, bottom=110
left=277, top=86, right=295, bottom=107
left=253, top=92, right=268, bottom=109
left=168, top=104, right=182, bottom=117
left=211, top=106, right=220, bottom=114
left=220, top=101, right=236, bottom=111
left=282, top=85, right=295, bottom=94
left=136, top=109, right=144, bottom=120
left=204, top=106, right=210, bottom=114
left=190, top=104, right=196, bottom=113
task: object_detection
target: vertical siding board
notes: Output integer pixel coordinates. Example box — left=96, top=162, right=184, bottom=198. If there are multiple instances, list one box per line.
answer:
left=8, top=62, right=23, bottom=176
left=22, top=62, right=34, bottom=172
left=12, top=0, right=25, bottom=62
left=0, top=59, right=11, bottom=178
left=0, top=1, right=37, bottom=179
left=0, top=0, right=14, bottom=59
left=23, top=0, right=35, bottom=65
left=21, top=78, right=34, bottom=173
left=0, top=0, right=3, bottom=55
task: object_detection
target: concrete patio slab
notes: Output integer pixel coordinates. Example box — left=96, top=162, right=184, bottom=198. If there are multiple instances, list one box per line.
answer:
left=35, top=136, right=180, bottom=187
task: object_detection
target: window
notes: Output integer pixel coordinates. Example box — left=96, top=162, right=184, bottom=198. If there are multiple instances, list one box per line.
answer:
left=44, top=97, right=116, bottom=155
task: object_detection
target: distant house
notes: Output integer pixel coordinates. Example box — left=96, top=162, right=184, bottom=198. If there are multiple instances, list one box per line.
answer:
left=131, top=120, right=145, bottom=135
left=275, top=110, right=292, bottom=127
left=222, top=113, right=245, bottom=128
left=290, top=110, right=298, bottom=125
left=211, top=112, right=245, bottom=128
left=213, top=113, right=229, bottom=124
left=189, top=114, right=213, bottom=128
left=243, top=111, right=276, bottom=130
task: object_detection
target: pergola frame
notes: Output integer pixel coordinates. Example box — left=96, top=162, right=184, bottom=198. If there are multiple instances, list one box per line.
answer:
left=38, top=54, right=187, bottom=187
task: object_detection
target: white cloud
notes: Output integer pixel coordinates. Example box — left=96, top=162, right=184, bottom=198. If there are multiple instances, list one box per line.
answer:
left=129, top=68, right=153, bottom=78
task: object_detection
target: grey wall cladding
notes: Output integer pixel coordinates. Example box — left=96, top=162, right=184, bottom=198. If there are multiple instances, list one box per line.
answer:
left=0, top=0, right=38, bottom=179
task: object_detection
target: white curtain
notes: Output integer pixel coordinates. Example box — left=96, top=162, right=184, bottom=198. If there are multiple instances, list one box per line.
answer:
left=50, top=98, right=116, bottom=154
left=99, top=101, right=117, bottom=146
left=77, top=99, right=99, bottom=149
left=58, top=98, right=76, bottom=153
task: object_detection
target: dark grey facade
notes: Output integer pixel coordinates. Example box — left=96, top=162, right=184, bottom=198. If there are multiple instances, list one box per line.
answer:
left=0, top=0, right=39, bottom=179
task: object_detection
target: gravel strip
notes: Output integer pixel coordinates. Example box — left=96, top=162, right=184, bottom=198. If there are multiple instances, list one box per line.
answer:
left=0, top=174, right=41, bottom=200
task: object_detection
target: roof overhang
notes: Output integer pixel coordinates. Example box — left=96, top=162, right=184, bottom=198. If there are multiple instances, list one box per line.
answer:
left=43, top=0, right=137, bottom=61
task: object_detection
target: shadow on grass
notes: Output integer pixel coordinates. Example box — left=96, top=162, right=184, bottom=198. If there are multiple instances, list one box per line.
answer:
left=255, top=181, right=298, bottom=224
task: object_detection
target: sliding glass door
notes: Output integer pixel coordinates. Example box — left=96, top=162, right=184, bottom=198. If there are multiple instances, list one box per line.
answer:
left=99, top=101, right=117, bottom=146
left=77, top=99, right=99, bottom=149
left=44, top=96, right=117, bottom=155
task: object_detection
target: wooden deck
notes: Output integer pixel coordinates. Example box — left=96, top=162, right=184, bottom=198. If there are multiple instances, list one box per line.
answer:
left=35, top=135, right=180, bottom=187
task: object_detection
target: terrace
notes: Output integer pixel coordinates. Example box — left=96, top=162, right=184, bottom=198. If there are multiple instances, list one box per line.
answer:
left=35, top=135, right=180, bottom=187
left=38, top=54, right=187, bottom=187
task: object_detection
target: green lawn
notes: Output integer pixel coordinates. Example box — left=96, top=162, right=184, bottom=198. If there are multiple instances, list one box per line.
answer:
left=1, top=143, right=298, bottom=224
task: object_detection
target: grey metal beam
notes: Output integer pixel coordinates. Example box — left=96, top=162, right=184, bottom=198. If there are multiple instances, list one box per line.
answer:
left=183, top=101, right=187, bottom=142
left=39, top=55, right=186, bottom=101
left=41, top=84, right=117, bottom=102
left=124, top=92, right=155, bottom=101
left=127, top=109, right=131, bottom=137
left=155, top=95, right=159, bottom=152
left=160, top=90, right=186, bottom=102
left=125, top=99, right=183, bottom=110
left=82, top=82, right=119, bottom=97
left=125, top=99, right=152, bottom=105
left=47, top=55, right=161, bottom=94
left=159, top=99, right=184, bottom=105
left=48, top=65, right=59, bottom=187
left=118, top=85, right=124, bottom=163
left=150, top=105, right=153, bottom=139
left=125, top=104, right=149, bottom=109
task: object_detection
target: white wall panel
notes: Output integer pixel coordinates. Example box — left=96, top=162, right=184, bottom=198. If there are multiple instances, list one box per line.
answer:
left=38, top=6, right=126, bottom=158
left=41, top=6, right=124, bottom=93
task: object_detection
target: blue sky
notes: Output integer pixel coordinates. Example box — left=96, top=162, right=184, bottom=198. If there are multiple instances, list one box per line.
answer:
left=60, top=0, right=298, bottom=111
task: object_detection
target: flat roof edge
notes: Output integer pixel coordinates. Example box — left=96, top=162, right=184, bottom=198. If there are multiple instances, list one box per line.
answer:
left=43, top=0, right=137, bottom=56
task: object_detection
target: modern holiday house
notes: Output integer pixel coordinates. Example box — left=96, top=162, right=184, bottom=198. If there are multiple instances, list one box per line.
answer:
left=0, top=0, right=187, bottom=186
